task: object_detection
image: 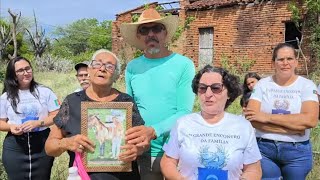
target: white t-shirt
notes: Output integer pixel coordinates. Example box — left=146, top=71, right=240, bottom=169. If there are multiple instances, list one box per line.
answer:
left=317, top=84, right=320, bottom=95
left=250, top=76, right=318, bottom=142
left=0, top=85, right=60, bottom=131
left=163, top=112, right=261, bottom=180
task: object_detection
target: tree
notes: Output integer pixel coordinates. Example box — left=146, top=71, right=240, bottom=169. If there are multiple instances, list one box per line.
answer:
left=8, top=9, right=21, bottom=59
left=0, top=20, right=12, bottom=60
left=26, top=11, right=49, bottom=58
left=51, top=18, right=112, bottom=60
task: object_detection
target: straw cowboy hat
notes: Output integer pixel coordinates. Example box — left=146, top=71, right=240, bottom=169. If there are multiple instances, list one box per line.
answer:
left=120, top=8, right=179, bottom=50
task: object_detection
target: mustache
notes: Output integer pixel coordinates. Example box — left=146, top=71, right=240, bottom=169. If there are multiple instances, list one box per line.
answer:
left=80, top=80, right=90, bottom=85
left=146, top=37, right=159, bottom=43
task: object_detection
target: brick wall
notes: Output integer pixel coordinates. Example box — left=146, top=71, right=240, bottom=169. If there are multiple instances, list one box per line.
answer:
left=181, top=0, right=312, bottom=75
left=112, top=0, right=313, bottom=75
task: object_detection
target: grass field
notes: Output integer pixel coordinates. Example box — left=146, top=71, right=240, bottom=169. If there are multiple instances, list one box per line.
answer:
left=0, top=71, right=319, bottom=179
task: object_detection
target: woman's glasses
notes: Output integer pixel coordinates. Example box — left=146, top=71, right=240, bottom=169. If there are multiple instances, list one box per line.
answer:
left=198, top=83, right=224, bottom=94
left=90, top=60, right=116, bottom=73
left=15, top=66, right=32, bottom=75
left=137, top=24, right=165, bottom=35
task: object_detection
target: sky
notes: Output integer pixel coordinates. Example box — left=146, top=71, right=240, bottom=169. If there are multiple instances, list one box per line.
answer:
left=0, top=0, right=178, bottom=27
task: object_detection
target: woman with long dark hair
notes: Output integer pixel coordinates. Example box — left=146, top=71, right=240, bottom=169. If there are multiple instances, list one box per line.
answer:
left=243, top=72, right=261, bottom=95
left=0, top=57, right=60, bottom=180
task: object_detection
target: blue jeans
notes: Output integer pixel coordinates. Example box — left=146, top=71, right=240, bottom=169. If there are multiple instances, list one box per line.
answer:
left=257, top=138, right=313, bottom=180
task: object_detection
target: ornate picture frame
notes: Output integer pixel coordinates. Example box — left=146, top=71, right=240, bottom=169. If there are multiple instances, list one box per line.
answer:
left=81, top=101, right=133, bottom=172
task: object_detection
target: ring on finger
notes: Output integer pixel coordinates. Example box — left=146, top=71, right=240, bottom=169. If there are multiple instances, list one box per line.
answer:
left=79, top=144, right=84, bottom=149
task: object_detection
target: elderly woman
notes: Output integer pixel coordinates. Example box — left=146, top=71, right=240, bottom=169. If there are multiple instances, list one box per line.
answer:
left=161, top=65, right=262, bottom=180
left=45, top=49, right=152, bottom=179
left=245, top=43, right=319, bottom=179
left=0, top=57, right=60, bottom=179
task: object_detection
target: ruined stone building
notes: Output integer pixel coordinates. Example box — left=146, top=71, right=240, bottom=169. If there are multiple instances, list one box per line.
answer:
left=112, top=0, right=313, bottom=75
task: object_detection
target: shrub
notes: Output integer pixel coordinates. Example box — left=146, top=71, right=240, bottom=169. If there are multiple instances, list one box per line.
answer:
left=35, top=55, right=73, bottom=73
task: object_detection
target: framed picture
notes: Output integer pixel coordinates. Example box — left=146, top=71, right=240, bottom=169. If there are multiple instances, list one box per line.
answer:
left=81, top=101, right=133, bottom=172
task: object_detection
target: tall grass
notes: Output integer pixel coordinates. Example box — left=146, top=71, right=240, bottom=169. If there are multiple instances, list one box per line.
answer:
left=0, top=71, right=319, bottom=179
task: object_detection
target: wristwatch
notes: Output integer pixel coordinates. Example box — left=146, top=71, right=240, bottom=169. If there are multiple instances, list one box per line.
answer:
left=40, top=120, right=45, bottom=127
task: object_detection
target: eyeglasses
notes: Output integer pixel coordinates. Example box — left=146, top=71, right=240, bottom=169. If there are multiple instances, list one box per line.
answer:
left=15, top=66, right=32, bottom=75
left=137, top=24, right=165, bottom=35
left=198, top=83, right=224, bottom=94
left=90, top=60, right=116, bottom=73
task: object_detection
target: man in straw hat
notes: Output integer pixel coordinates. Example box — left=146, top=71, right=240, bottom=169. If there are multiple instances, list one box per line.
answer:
left=121, top=8, right=195, bottom=179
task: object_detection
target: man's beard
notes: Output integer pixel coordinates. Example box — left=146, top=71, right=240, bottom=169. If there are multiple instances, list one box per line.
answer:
left=147, top=47, right=160, bottom=54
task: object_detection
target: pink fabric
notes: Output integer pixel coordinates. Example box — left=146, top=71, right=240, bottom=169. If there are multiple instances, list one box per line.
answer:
left=73, top=152, right=91, bottom=180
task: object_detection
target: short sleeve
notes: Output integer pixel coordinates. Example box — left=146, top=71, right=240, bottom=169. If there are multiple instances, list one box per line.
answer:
left=53, top=97, right=70, bottom=129
left=162, top=121, right=180, bottom=159
left=301, top=81, right=318, bottom=102
left=243, top=127, right=262, bottom=165
left=0, top=95, right=7, bottom=119
left=249, top=81, right=263, bottom=102
left=46, top=88, right=60, bottom=112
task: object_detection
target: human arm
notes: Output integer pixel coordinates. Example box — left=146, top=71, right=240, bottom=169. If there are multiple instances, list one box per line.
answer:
left=246, top=99, right=318, bottom=131
left=161, top=154, right=185, bottom=180
left=241, top=161, right=262, bottom=180
left=0, top=119, right=23, bottom=135
left=21, top=88, right=61, bottom=132
left=0, top=96, right=23, bottom=135
left=244, top=100, right=304, bottom=134
left=125, top=96, right=155, bottom=147
left=241, top=124, right=262, bottom=180
left=151, top=61, right=195, bottom=137
left=20, top=110, right=59, bottom=132
left=161, top=120, right=186, bottom=179
left=45, top=124, right=95, bottom=157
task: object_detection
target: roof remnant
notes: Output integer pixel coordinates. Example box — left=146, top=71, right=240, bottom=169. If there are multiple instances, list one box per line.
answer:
left=186, top=0, right=256, bottom=10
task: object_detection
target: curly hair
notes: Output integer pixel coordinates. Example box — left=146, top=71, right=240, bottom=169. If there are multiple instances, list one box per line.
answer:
left=243, top=72, right=261, bottom=95
left=192, top=65, right=242, bottom=109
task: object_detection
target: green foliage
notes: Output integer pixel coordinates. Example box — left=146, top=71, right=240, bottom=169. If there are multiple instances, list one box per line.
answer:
left=288, top=1, right=302, bottom=27
left=50, top=18, right=112, bottom=63
left=133, top=49, right=144, bottom=58
left=289, top=0, right=320, bottom=79
left=172, top=16, right=195, bottom=42
left=221, top=54, right=256, bottom=76
left=131, top=14, right=140, bottom=23
left=155, top=5, right=164, bottom=11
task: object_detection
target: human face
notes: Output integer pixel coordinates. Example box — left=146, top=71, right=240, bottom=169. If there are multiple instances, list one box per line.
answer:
left=15, top=60, right=33, bottom=89
left=76, top=67, right=90, bottom=90
left=137, top=23, right=167, bottom=54
left=88, top=52, right=117, bottom=87
left=198, top=72, right=228, bottom=116
left=273, top=47, right=298, bottom=77
left=246, top=77, right=258, bottom=91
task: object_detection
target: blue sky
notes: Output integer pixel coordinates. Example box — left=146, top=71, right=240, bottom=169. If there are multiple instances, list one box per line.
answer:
left=1, top=0, right=178, bottom=26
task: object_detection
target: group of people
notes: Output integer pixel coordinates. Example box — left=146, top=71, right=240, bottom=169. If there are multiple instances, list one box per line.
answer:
left=0, top=8, right=319, bottom=180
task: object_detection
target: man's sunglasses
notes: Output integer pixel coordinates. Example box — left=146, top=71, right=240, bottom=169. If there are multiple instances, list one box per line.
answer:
left=137, top=24, right=165, bottom=35
left=198, top=83, right=224, bottom=94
